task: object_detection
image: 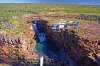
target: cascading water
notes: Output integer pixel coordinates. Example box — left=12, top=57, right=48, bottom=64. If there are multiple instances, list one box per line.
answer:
left=31, top=20, right=78, bottom=66
left=32, top=20, right=59, bottom=55
left=38, top=33, right=46, bottom=42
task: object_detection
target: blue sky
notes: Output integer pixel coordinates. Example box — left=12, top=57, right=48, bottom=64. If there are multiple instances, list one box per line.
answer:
left=0, top=0, right=100, bottom=5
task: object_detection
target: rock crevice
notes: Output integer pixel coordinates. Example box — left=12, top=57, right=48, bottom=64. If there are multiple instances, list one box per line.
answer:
left=37, top=20, right=100, bottom=66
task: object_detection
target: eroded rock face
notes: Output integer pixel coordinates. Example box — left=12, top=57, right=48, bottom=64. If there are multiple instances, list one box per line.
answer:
left=37, top=20, right=100, bottom=66
left=0, top=21, right=36, bottom=64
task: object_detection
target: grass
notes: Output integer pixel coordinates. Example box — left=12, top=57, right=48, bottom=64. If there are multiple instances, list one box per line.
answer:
left=0, top=4, right=100, bottom=37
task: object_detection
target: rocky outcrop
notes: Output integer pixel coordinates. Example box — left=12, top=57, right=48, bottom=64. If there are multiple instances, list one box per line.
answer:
left=37, top=20, right=100, bottom=66
left=0, top=30, right=35, bottom=63
left=76, top=14, right=100, bottom=22
left=0, top=16, right=36, bottom=65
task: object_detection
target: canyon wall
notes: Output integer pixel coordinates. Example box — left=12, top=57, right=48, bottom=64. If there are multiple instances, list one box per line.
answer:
left=0, top=16, right=36, bottom=64
left=37, top=20, right=100, bottom=66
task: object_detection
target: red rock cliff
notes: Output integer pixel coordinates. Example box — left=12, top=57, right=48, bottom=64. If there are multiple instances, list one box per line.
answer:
left=37, top=20, right=100, bottom=66
left=0, top=15, right=36, bottom=64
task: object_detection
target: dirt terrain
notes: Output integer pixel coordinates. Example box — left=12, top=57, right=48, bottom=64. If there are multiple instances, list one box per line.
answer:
left=0, top=15, right=36, bottom=65
left=35, top=14, right=100, bottom=66
left=0, top=14, right=100, bottom=66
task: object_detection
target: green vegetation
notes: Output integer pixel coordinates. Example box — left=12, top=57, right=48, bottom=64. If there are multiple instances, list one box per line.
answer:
left=0, top=4, right=100, bottom=15
left=0, top=4, right=100, bottom=37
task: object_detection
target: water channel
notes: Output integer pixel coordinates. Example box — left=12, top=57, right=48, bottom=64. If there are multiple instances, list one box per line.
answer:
left=31, top=20, right=78, bottom=66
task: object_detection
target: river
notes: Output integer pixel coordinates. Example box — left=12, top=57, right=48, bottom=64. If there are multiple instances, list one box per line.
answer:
left=31, top=21, right=78, bottom=66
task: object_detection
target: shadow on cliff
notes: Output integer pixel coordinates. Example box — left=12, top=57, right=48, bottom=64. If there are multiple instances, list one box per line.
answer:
left=34, top=20, right=59, bottom=53
left=34, top=20, right=63, bottom=65
left=34, top=19, right=98, bottom=66
left=44, top=30, right=98, bottom=66
left=61, top=29, right=98, bottom=66
left=63, top=29, right=99, bottom=66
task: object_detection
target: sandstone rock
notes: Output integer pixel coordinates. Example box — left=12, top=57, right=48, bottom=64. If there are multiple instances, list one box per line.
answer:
left=37, top=20, right=100, bottom=66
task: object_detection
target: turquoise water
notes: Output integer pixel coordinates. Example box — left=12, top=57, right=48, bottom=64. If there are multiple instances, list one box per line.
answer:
left=32, top=21, right=78, bottom=66
left=35, top=39, right=60, bottom=56
left=32, top=21, right=60, bottom=56
left=35, top=42, right=43, bottom=55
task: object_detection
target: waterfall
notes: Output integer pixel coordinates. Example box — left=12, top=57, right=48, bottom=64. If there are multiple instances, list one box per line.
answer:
left=38, top=33, right=46, bottom=42
left=32, top=20, right=46, bottom=42
left=33, top=20, right=38, bottom=31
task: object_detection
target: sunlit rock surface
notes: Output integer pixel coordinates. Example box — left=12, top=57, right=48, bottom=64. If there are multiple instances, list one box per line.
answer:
left=0, top=15, right=36, bottom=65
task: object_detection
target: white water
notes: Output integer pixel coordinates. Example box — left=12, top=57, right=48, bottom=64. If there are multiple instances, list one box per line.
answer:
left=40, top=56, right=44, bottom=66
left=32, top=20, right=78, bottom=66
left=38, top=33, right=46, bottom=42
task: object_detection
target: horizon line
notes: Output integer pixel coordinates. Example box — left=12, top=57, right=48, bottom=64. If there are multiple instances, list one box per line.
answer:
left=0, top=3, right=100, bottom=6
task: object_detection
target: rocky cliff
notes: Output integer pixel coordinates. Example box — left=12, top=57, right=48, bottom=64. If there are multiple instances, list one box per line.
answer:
left=0, top=15, right=36, bottom=65
left=37, top=20, right=100, bottom=66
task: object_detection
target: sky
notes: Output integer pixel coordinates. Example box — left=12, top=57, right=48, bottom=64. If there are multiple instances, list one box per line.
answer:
left=0, top=0, right=100, bottom=5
